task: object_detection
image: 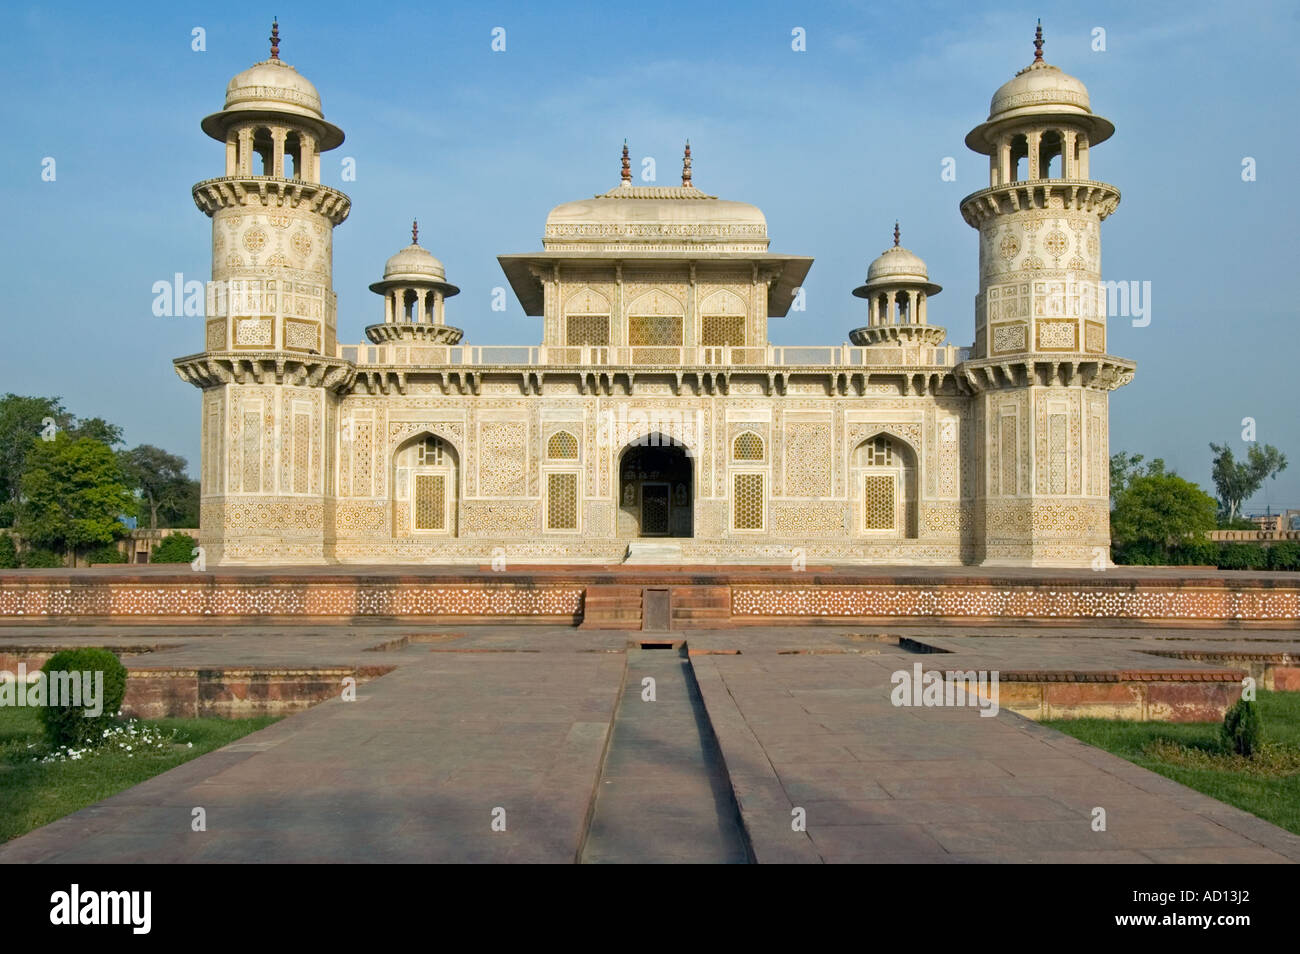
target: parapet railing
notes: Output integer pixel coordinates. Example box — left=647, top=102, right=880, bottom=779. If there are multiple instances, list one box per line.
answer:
left=335, top=343, right=973, bottom=368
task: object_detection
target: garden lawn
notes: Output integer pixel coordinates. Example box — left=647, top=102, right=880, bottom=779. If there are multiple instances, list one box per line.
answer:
left=1045, top=690, right=1300, bottom=836
left=0, top=706, right=277, bottom=843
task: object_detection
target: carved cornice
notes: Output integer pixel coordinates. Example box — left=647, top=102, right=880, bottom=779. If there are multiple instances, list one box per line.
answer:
left=364, top=323, right=464, bottom=345
left=191, top=176, right=352, bottom=226
left=173, top=352, right=356, bottom=392
left=959, top=179, right=1120, bottom=228
left=956, top=354, right=1136, bottom=393
left=849, top=325, right=949, bottom=347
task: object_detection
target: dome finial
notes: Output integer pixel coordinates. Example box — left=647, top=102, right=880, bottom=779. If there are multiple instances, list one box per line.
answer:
left=1033, top=18, right=1044, bottom=62
left=411, top=219, right=419, bottom=245
left=621, top=139, right=631, bottom=185
left=682, top=140, right=692, bottom=188
left=893, top=221, right=900, bottom=247
left=270, top=18, right=281, bottom=60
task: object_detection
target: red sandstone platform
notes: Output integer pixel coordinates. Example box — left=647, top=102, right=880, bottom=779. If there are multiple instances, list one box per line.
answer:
left=1, top=564, right=1297, bottom=625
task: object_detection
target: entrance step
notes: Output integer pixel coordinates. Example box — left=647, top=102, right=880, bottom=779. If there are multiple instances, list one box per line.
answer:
left=579, top=585, right=643, bottom=630
left=671, top=586, right=732, bottom=626
left=623, top=541, right=684, bottom=565
left=579, top=648, right=750, bottom=863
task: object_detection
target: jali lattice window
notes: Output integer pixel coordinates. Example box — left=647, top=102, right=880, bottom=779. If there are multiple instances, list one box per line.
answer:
left=733, top=432, right=764, bottom=461
left=702, top=315, right=745, bottom=347
left=547, top=472, right=578, bottom=530
left=547, top=431, right=579, bottom=460
left=414, top=473, right=447, bottom=531
left=865, top=436, right=893, bottom=466
left=628, top=315, right=683, bottom=346
left=417, top=436, right=446, bottom=466
left=733, top=473, right=764, bottom=530
left=863, top=474, right=895, bottom=531
left=566, top=315, right=609, bottom=346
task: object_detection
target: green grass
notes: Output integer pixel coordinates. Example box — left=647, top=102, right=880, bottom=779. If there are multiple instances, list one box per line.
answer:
left=0, top=706, right=278, bottom=843
left=1045, top=690, right=1300, bottom=835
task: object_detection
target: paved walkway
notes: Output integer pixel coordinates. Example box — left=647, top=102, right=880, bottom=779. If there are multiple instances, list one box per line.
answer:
left=3, top=623, right=1299, bottom=863
left=581, top=649, right=747, bottom=863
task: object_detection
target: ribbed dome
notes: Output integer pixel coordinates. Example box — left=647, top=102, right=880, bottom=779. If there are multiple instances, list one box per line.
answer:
left=383, top=243, right=447, bottom=283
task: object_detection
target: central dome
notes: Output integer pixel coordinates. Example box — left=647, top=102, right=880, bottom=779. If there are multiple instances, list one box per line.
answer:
left=543, top=185, right=769, bottom=253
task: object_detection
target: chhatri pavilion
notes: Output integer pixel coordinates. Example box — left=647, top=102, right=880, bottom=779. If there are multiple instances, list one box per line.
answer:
left=174, top=22, right=1134, bottom=566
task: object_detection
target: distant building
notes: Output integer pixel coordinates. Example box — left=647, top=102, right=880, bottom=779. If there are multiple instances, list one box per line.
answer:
left=175, top=22, right=1134, bottom=566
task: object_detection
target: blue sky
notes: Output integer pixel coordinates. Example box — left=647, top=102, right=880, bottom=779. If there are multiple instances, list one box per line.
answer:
left=1, top=0, right=1297, bottom=512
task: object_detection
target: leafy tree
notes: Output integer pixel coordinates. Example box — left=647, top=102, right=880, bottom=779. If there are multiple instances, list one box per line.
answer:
left=0, top=533, right=17, bottom=568
left=1109, top=451, right=1166, bottom=505
left=17, top=434, right=136, bottom=555
left=70, top=417, right=124, bottom=447
left=1111, top=472, right=1218, bottom=557
left=0, top=395, right=74, bottom=524
left=1209, top=442, right=1288, bottom=522
left=118, top=445, right=192, bottom=530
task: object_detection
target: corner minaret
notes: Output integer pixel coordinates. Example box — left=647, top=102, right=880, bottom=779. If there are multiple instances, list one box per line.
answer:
left=959, top=22, right=1135, bottom=566
left=175, top=23, right=353, bottom=564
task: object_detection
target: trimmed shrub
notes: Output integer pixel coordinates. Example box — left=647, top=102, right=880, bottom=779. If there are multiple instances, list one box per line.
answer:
left=1221, top=698, right=1261, bottom=757
left=38, top=648, right=128, bottom=749
left=23, top=548, right=65, bottom=568
left=85, top=545, right=126, bottom=565
left=150, top=532, right=198, bottom=564
left=1268, top=542, right=1300, bottom=571
left=1172, top=537, right=1219, bottom=566
left=1216, top=543, right=1269, bottom=571
left=0, top=534, right=17, bottom=569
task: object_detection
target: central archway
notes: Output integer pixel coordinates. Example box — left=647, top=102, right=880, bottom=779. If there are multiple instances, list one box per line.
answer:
left=618, top=435, right=693, bottom=538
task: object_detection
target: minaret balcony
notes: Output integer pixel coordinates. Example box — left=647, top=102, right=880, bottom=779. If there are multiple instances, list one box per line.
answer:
left=192, top=175, right=351, bottom=224
left=959, top=178, right=1119, bottom=228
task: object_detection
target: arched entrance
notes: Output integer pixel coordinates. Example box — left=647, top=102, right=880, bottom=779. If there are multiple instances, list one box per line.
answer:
left=618, top=436, right=693, bottom=537
left=851, top=433, right=918, bottom=539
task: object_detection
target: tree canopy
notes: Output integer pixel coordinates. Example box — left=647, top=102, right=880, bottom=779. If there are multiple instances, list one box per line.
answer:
left=1209, top=442, right=1288, bottom=522
left=1110, top=471, right=1218, bottom=552
left=17, top=434, right=137, bottom=552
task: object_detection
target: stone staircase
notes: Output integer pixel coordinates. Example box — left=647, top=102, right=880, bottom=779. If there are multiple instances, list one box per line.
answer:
left=579, top=584, right=643, bottom=629
left=671, top=586, right=732, bottom=628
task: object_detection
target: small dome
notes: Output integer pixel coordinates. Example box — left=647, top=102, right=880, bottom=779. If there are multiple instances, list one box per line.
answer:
left=224, top=60, right=325, bottom=122
left=866, top=245, right=930, bottom=285
left=383, top=244, right=447, bottom=283
left=200, top=25, right=344, bottom=150
left=965, top=26, right=1114, bottom=154
left=989, top=61, right=1091, bottom=123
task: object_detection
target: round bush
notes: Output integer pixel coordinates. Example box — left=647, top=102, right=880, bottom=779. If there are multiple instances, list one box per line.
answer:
left=150, top=532, right=198, bottom=564
left=1221, top=698, right=1261, bottom=757
left=23, top=548, right=65, bottom=568
left=0, top=534, right=17, bottom=569
left=38, top=648, right=128, bottom=749
left=1268, top=542, right=1300, bottom=571
left=85, top=545, right=126, bottom=565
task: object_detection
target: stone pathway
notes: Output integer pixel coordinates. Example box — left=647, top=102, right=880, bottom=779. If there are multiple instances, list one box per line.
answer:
left=581, top=649, right=747, bottom=863
left=3, top=623, right=1299, bottom=864
left=692, top=651, right=1300, bottom=863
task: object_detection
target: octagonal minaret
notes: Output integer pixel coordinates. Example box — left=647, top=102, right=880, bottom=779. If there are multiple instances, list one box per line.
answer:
left=175, top=22, right=353, bottom=564
left=958, top=22, right=1135, bottom=567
